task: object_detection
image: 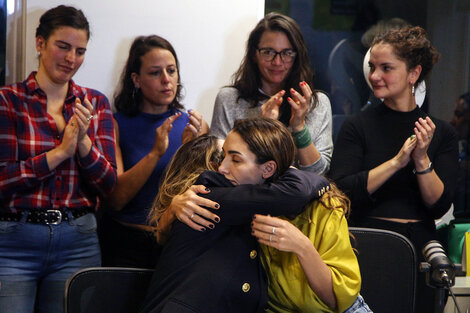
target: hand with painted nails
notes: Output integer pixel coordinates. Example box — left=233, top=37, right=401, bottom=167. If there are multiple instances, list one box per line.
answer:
left=168, top=185, right=220, bottom=231
left=392, top=135, right=417, bottom=170
left=288, top=81, right=313, bottom=132
left=261, top=90, right=285, bottom=120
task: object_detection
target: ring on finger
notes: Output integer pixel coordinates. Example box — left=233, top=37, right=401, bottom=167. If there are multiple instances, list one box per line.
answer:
left=272, top=226, right=276, bottom=234
left=86, top=115, right=94, bottom=122
left=190, top=213, right=195, bottom=220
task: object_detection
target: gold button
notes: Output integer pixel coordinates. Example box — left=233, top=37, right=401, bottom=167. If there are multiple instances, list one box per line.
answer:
left=250, top=250, right=257, bottom=259
left=242, top=283, right=250, bottom=293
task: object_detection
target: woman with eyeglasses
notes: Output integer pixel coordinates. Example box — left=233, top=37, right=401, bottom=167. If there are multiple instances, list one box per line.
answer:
left=211, top=12, right=332, bottom=175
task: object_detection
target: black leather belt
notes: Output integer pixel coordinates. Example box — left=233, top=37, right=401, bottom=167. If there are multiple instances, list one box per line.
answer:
left=0, top=208, right=93, bottom=225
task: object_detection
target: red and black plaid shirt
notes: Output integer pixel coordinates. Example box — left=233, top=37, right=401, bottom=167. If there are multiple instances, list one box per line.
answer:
left=0, top=72, right=117, bottom=213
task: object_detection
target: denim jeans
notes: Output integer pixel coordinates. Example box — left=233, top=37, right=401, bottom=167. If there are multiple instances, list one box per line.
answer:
left=343, top=295, right=373, bottom=313
left=0, top=212, right=101, bottom=313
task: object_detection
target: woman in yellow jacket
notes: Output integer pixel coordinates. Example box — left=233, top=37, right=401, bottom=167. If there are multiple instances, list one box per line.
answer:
left=252, top=184, right=372, bottom=313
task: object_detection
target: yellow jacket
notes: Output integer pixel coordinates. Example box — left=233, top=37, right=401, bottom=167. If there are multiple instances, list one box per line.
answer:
left=261, top=198, right=361, bottom=312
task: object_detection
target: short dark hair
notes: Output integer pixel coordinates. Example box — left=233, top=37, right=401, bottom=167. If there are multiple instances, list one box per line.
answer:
left=114, top=35, right=184, bottom=116
left=36, top=5, right=90, bottom=40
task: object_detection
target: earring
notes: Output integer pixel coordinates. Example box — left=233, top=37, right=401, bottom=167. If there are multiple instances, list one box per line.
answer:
left=132, top=87, right=139, bottom=106
left=411, top=85, right=415, bottom=96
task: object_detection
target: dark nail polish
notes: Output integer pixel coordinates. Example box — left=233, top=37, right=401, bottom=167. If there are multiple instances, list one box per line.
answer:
left=251, top=230, right=255, bottom=234
left=214, top=217, right=220, bottom=223
left=209, top=224, right=214, bottom=229
left=205, top=187, right=210, bottom=192
left=252, top=215, right=256, bottom=220
left=215, top=204, right=220, bottom=209
left=201, top=228, right=206, bottom=232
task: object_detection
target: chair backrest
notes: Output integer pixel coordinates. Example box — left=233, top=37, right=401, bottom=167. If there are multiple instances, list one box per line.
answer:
left=65, top=267, right=153, bottom=313
left=350, top=227, right=417, bottom=313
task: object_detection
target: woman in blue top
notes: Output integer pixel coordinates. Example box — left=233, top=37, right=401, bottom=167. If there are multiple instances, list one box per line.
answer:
left=99, top=35, right=209, bottom=268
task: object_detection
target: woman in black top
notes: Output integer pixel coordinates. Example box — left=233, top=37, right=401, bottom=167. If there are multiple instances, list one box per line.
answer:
left=329, top=26, right=458, bottom=312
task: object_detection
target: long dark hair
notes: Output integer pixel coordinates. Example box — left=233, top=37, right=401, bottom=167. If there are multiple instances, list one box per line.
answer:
left=36, top=5, right=90, bottom=40
left=114, top=35, right=184, bottom=116
left=232, top=12, right=316, bottom=126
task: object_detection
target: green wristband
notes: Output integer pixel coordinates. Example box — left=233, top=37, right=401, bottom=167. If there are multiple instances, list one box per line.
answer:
left=292, top=125, right=311, bottom=149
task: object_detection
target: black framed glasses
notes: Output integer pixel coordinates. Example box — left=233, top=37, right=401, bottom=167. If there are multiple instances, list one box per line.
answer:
left=257, top=48, right=297, bottom=63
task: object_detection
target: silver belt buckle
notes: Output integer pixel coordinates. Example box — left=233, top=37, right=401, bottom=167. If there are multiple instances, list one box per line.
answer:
left=46, top=210, right=62, bottom=225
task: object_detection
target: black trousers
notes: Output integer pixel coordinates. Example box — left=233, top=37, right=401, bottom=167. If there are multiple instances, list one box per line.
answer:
left=98, top=213, right=162, bottom=269
left=355, top=217, right=438, bottom=313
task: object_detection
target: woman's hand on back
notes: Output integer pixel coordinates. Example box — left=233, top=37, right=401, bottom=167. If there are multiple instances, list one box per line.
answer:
left=170, top=185, right=221, bottom=231
left=288, top=81, right=312, bottom=132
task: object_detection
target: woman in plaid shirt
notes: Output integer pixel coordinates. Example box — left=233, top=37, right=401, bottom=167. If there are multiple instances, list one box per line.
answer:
left=0, top=5, right=117, bottom=313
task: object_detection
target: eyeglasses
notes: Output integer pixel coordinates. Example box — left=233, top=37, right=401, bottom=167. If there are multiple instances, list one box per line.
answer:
left=257, top=48, right=297, bottom=63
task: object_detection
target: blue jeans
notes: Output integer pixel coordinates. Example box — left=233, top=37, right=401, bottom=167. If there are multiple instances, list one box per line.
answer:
left=0, top=212, right=101, bottom=313
left=343, top=295, right=373, bottom=313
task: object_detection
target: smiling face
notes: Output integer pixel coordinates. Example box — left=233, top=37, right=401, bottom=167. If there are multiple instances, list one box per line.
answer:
left=132, top=48, right=178, bottom=114
left=218, top=131, right=267, bottom=186
left=368, top=43, right=420, bottom=105
left=255, top=30, right=295, bottom=95
left=36, top=26, right=88, bottom=85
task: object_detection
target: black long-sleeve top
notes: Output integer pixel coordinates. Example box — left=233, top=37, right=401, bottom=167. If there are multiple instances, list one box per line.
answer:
left=329, top=103, right=458, bottom=221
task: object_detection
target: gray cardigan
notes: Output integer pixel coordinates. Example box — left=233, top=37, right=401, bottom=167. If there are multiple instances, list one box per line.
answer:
left=210, top=87, right=333, bottom=174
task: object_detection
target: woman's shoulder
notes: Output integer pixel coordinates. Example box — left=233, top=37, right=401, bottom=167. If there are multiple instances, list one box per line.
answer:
left=314, top=90, right=331, bottom=105
left=216, top=86, right=240, bottom=101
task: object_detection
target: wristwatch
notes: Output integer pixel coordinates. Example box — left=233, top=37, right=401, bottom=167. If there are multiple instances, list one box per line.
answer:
left=413, top=162, right=433, bottom=175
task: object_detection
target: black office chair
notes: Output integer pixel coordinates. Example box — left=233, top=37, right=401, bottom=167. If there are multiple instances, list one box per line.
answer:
left=64, top=267, right=153, bottom=313
left=350, top=227, right=417, bottom=313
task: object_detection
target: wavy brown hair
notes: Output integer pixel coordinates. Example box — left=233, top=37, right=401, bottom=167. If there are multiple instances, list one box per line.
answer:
left=148, top=135, right=222, bottom=226
left=232, top=12, right=316, bottom=126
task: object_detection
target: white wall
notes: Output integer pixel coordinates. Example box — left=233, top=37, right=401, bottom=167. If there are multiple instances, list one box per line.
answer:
left=25, top=0, right=264, bottom=124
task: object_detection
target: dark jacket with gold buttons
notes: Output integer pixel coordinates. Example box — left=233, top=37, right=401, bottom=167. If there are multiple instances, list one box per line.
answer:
left=139, top=169, right=330, bottom=313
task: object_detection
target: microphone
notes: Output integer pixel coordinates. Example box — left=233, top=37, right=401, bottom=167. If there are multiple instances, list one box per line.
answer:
left=420, top=240, right=455, bottom=288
